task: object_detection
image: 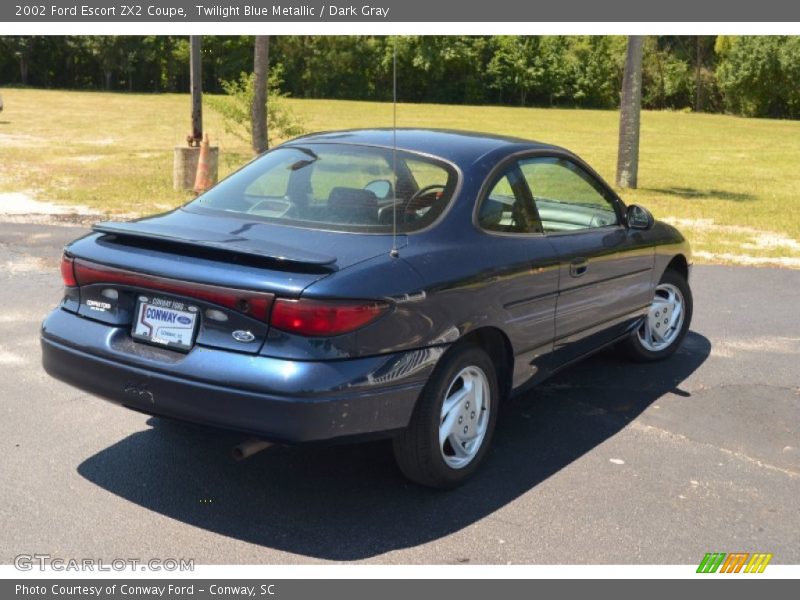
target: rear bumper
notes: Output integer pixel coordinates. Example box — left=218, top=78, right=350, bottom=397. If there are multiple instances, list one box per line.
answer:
left=41, top=308, right=438, bottom=443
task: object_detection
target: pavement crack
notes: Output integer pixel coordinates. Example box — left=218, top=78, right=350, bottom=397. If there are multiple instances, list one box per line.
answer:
left=629, top=421, right=800, bottom=479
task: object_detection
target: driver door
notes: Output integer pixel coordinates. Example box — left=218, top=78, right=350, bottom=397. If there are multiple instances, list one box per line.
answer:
left=517, top=156, right=654, bottom=364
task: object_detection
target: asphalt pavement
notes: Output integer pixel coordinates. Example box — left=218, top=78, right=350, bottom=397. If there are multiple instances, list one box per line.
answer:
left=0, top=221, right=797, bottom=564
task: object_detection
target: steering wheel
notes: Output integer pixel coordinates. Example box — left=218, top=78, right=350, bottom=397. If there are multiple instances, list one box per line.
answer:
left=402, top=184, right=447, bottom=219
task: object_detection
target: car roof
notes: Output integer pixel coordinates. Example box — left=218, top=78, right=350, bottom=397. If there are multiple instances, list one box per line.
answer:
left=282, top=128, right=569, bottom=168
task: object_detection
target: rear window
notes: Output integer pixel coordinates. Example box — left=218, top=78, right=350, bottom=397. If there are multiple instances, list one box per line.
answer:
left=192, top=143, right=457, bottom=233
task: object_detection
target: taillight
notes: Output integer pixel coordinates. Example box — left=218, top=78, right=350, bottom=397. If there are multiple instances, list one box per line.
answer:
left=60, top=254, right=77, bottom=287
left=270, top=298, right=389, bottom=336
left=70, top=258, right=274, bottom=320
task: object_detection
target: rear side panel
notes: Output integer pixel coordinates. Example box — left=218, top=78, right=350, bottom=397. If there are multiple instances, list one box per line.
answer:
left=302, top=230, right=560, bottom=387
left=262, top=253, right=427, bottom=360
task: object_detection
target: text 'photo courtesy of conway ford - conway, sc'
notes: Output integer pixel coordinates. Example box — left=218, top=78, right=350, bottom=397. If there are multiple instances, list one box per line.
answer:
left=41, top=129, right=693, bottom=489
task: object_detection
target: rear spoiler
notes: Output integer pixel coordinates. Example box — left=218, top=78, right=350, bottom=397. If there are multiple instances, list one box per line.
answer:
left=93, top=221, right=338, bottom=269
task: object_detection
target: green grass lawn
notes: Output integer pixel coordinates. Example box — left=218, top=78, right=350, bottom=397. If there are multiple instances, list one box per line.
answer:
left=2, top=87, right=799, bottom=266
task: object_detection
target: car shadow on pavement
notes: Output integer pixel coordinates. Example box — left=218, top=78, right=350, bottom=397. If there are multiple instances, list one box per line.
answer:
left=77, top=331, right=710, bottom=561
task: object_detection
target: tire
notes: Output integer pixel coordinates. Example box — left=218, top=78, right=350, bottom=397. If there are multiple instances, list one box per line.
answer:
left=393, top=344, right=499, bottom=489
left=622, top=268, right=693, bottom=362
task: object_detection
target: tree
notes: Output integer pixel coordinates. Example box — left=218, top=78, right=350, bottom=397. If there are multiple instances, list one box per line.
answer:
left=251, top=35, right=269, bottom=154
left=86, top=36, right=124, bottom=90
left=487, top=36, right=545, bottom=105
left=569, top=36, right=626, bottom=108
left=616, top=36, right=645, bottom=189
left=206, top=69, right=305, bottom=148
left=716, top=36, right=800, bottom=119
left=641, top=36, right=693, bottom=110
left=0, top=37, right=37, bottom=85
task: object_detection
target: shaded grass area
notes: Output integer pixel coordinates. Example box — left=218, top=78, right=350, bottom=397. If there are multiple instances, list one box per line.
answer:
left=1, top=88, right=799, bottom=265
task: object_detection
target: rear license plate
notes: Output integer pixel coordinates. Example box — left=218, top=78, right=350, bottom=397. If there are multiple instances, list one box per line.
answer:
left=132, top=296, right=199, bottom=352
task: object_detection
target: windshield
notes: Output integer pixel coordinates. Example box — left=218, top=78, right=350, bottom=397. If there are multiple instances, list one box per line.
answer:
left=192, top=143, right=458, bottom=233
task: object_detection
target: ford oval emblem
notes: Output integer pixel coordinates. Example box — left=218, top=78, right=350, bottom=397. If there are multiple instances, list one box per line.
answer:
left=176, top=316, right=192, bottom=325
left=232, top=330, right=256, bottom=343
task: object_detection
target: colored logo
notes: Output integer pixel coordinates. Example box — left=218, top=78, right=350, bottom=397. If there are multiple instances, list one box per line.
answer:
left=697, top=552, right=772, bottom=573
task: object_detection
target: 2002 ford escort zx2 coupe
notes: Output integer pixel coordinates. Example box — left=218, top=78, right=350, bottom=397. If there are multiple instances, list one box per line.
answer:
left=41, top=129, right=693, bottom=488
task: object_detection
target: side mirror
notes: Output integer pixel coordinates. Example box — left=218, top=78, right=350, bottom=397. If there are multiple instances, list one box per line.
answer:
left=626, top=204, right=655, bottom=230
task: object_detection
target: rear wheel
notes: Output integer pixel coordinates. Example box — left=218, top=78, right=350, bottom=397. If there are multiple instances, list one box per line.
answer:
left=622, top=268, right=693, bottom=361
left=393, top=344, right=498, bottom=489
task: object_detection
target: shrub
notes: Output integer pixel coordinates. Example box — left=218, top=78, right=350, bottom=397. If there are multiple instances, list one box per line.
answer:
left=207, top=67, right=306, bottom=150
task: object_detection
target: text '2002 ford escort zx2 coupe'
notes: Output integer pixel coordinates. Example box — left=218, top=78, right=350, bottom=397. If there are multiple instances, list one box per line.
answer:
left=41, top=129, right=693, bottom=488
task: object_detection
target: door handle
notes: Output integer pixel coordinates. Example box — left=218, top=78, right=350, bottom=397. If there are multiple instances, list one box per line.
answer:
left=569, top=257, right=589, bottom=278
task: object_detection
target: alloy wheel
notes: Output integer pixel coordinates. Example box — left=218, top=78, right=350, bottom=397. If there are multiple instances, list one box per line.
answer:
left=637, top=282, right=685, bottom=352
left=438, top=366, right=491, bottom=469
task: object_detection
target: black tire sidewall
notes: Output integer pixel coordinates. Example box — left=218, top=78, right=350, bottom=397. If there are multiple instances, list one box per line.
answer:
left=398, top=344, right=499, bottom=488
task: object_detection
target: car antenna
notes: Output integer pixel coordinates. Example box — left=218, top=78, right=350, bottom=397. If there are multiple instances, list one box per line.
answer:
left=390, top=36, right=400, bottom=259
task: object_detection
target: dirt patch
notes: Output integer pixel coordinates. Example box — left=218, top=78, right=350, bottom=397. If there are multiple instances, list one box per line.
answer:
left=693, top=251, right=800, bottom=268
left=0, top=311, right=42, bottom=324
left=742, top=233, right=800, bottom=252
left=3, top=254, right=50, bottom=274
left=664, top=217, right=787, bottom=239
left=0, top=213, right=106, bottom=227
left=664, top=217, right=800, bottom=267
left=76, top=137, right=117, bottom=146
left=711, top=336, right=800, bottom=358
left=0, top=192, right=96, bottom=216
left=0, top=191, right=109, bottom=226
left=0, top=132, right=44, bottom=146
left=0, top=348, right=25, bottom=366
left=65, top=155, right=106, bottom=163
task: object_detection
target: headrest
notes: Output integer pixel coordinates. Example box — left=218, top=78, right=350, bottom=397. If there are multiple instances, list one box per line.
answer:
left=328, top=187, right=378, bottom=208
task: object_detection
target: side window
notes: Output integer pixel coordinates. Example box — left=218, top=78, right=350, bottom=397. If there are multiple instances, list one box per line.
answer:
left=477, top=169, right=542, bottom=234
left=519, top=157, right=618, bottom=233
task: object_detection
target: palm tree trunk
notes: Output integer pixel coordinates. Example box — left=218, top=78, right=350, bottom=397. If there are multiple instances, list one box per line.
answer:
left=616, top=36, right=645, bottom=189
left=251, top=35, right=270, bottom=154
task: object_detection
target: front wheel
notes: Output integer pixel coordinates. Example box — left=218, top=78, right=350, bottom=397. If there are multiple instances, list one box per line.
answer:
left=393, top=345, right=498, bottom=489
left=622, top=268, right=693, bottom=361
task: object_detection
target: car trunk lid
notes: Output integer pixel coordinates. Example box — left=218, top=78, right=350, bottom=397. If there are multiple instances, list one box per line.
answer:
left=63, top=209, right=404, bottom=355
left=93, top=208, right=405, bottom=270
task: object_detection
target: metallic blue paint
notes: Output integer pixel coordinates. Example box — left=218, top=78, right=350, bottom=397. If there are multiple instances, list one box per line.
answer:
left=40, top=129, right=691, bottom=443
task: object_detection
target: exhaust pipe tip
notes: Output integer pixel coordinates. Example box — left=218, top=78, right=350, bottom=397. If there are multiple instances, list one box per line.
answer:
left=232, top=439, right=273, bottom=461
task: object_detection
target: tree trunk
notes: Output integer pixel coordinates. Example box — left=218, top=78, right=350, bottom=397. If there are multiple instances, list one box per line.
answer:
left=616, top=36, right=645, bottom=189
left=166, top=39, right=177, bottom=92
left=104, top=69, right=112, bottom=91
left=189, top=36, right=203, bottom=143
left=653, top=41, right=665, bottom=108
left=251, top=35, right=270, bottom=154
left=19, top=58, right=29, bottom=86
left=694, top=36, right=703, bottom=113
